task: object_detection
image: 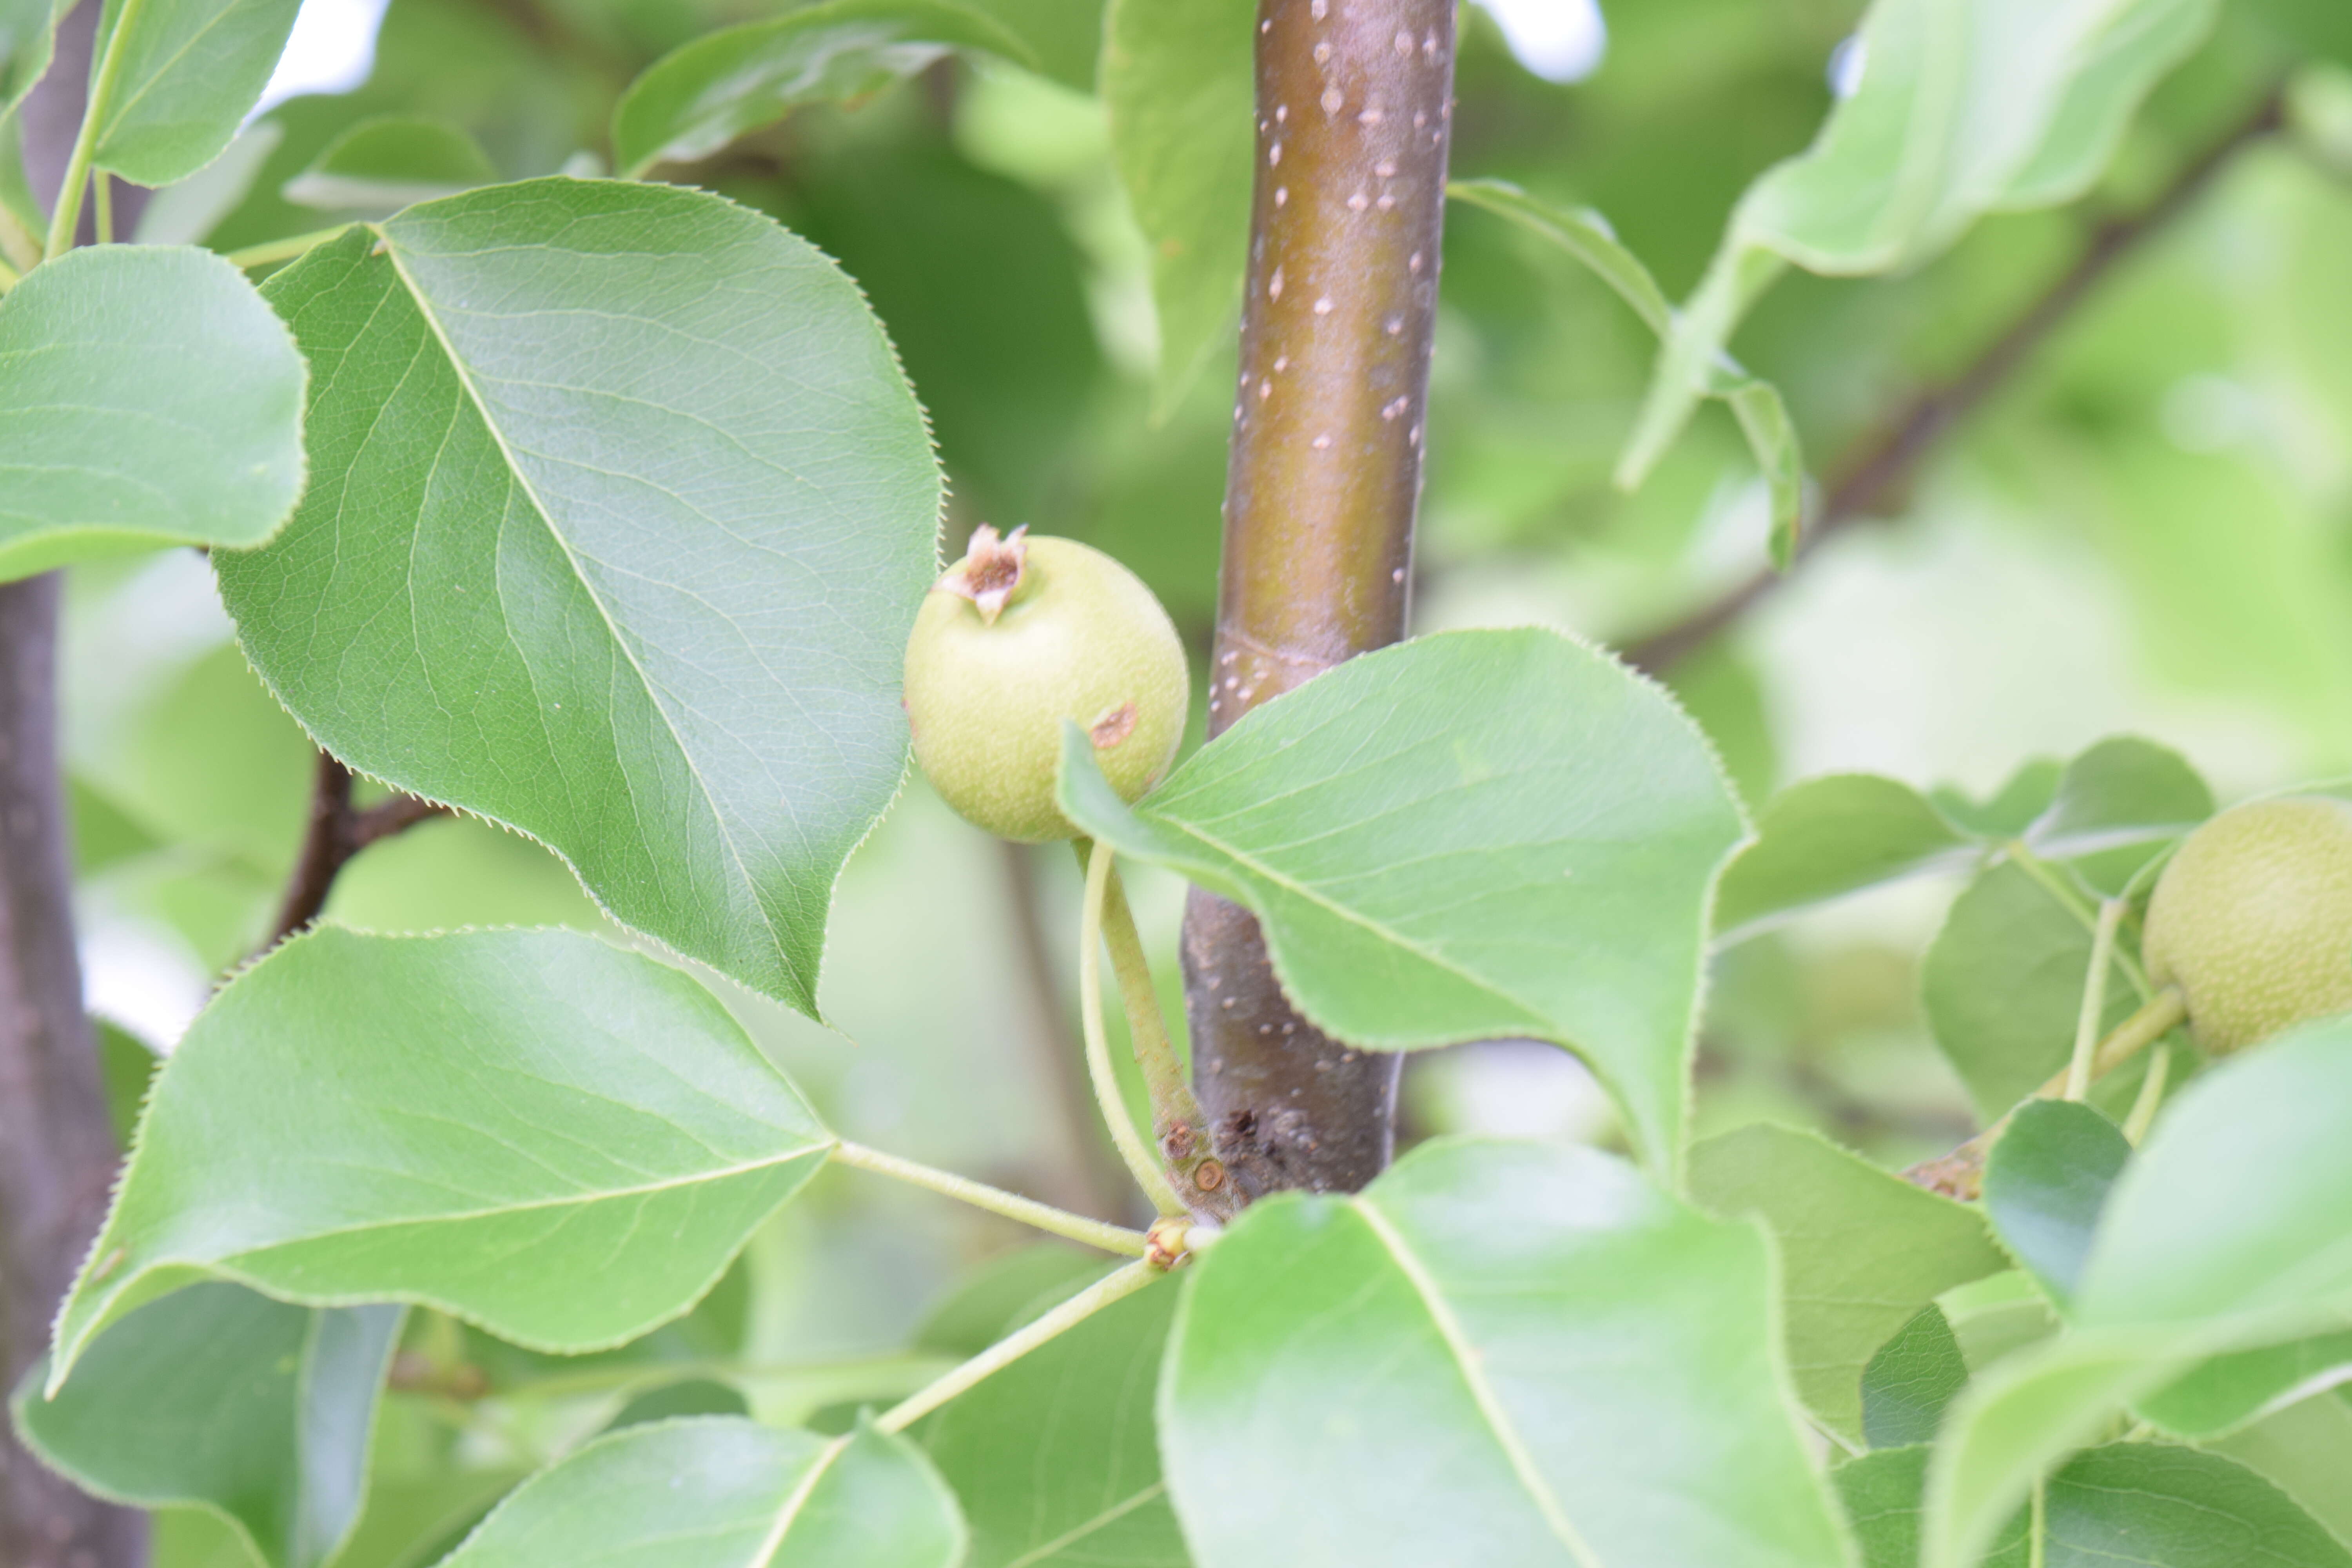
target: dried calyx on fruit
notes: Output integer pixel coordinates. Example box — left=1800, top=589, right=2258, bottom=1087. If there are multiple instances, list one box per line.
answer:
left=2141, top=795, right=2352, bottom=1054
left=904, top=526, right=1189, bottom=843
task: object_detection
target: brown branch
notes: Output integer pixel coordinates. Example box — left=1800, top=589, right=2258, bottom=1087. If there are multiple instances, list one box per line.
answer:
left=1180, top=0, right=1456, bottom=1198
left=1624, top=85, right=2288, bottom=676
left=265, top=752, right=451, bottom=950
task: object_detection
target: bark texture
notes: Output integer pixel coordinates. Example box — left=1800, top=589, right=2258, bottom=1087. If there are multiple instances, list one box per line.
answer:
left=1183, top=0, right=1455, bottom=1197
left=0, top=577, right=146, bottom=1568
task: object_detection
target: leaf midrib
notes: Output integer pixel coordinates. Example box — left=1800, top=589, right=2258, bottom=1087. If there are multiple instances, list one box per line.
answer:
left=376, top=236, right=795, bottom=986
left=1350, top=1198, right=1600, bottom=1568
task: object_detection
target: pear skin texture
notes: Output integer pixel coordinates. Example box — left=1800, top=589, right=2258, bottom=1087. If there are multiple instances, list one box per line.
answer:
left=904, top=535, right=1188, bottom=843
left=2142, top=796, right=2352, bottom=1054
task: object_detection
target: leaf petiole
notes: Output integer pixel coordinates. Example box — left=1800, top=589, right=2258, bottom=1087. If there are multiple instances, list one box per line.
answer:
left=2063, top=898, right=2126, bottom=1100
left=874, top=1259, right=1159, bottom=1434
left=45, top=0, right=148, bottom=256
left=828, top=1140, right=1149, bottom=1257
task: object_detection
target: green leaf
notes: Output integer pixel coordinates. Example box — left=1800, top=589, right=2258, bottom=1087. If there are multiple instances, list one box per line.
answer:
left=280, top=115, right=497, bottom=214
left=912, top=1245, right=1111, bottom=1359
left=1921, top=861, right=2142, bottom=1124
left=1448, top=179, right=1809, bottom=566
left=1926, top=1019, right=2352, bottom=1566
left=2140, top=1331, right=2352, bottom=1439
left=214, top=181, right=941, bottom=1015
left=434, top=1417, right=964, bottom=1568
left=1940, top=1272, right=2062, bottom=1375
left=610, top=0, right=1036, bottom=178
left=1861, top=1307, right=1970, bottom=1450
left=11, top=1283, right=400, bottom=1568
left=1103, top=0, right=1252, bottom=415
left=1159, top=1139, right=1851, bottom=1567
left=2022, top=735, right=2213, bottom=894
left=86, top=0, right=305, bottom=186
left=1713, top=774, right=1975, bottom=944
left=954, top=0, right=1102, bottom=91
left=1622, top=0, right=2217, bottom=486
left=1845, top=1442, right=2349, bottom=1568
left=0, top=245, right=305, bottom=581
left=46, top=926, right=834, bottom=1394
left=1835, top=1447, right=2027, bottom=1568
left=1689, top=1123, right=2009, bottom=1444
left=2213, top=1389, right=2352, bottom=1544
left=918, top=1273, right=1184, bottom=1567
left=0, top=0, right=66, bottom=111
left=1060, top=628, right=1746, bottom=1173
left=1929, top=760, right=2064, bottom=840
left=1982, top=1100, right=2132, bottom=1308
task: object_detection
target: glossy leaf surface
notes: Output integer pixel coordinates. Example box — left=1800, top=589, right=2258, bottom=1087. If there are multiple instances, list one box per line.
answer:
left=1691, top=1123, right=2007, bottom=1444
left=1159, top=1139, right=1850, bottom=1567
left=0, top=245, right=304, bottom=581
left=48, top=926, right=834, bottom=1391
left=12, top=1284, right=399, bottom=1568
left=435, top=1418, right=963, bottom=1568
left=1062, top=628, right=1746, bottom=1172
left=216, top=180, right=941, bottom=1014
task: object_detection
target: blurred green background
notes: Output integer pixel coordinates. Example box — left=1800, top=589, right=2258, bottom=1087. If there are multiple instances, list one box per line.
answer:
left=54, top=0, right=2352, bottom=1559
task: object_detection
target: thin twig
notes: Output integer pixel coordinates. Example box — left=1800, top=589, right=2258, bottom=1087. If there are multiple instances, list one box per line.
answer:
left=1624, top=85, right=2288, bottom=675
left=265, top=751, right=450, bottom=949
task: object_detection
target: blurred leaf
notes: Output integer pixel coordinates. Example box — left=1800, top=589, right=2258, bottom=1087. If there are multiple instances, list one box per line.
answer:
left=610, top=0, right=1035, bottom=176
left=1941, top=1271, right=2062, bottom=1375
left=2141, top=1330, right=2352, bottom=1439
left=1847, top=1441, right=2348, bottom=1568
left=0, top=245, right=305, bottom=581
left=1862, top=1307, right=1970, bottom=1450
left=958, top=0, right=1102, bottom=91
left=1161, top=1139, right=1850, bottom=1567
left=47, top=927, right=834, bottom=1393
left=216, top=182, right=941, bottom=1016
left=793, top=140, right=1105, bottom=525
left=323, top=814, right=602, bottom=935
left=134, top=122, right=283, bottom=245
left=918, top=1273, right=1183, bottom=1568
left=434, top=1418, right=964, bottom=1567
left=1689, top=1123, right=2008, bottom=1443
left=12, top=1283, right=400, bottom=1568
left=1062, top=628, right=1746, bottom=1173
left=1922, top=860, right=2142, bottom=1124
left=2022, top=735, right=2213, bottom=894
left=86, top=0, right=304, bottom=186
left=1658, top=643, right=1779, bottom=811
left=1450, top=179, right=1809, bottom=562
left=281, top=116, right=497, bottom=214
left=94, top=1020, right=156, bottom=1147
left=1624, top=0, right=2218, bottom=485
left=1926, top=1019, right=2352, bottom=1567
left=0, top=0, right=65, bottom=111
left=608, top=1378, right=752, bottom=1429
left=2213, top=1389, right=2352, bottom=1544
left=1929, top=759, right=2063, bottom=840
left=1983, top=1100, right=2132, bottom=1308
left=912, top=1244, right=1109, bottom=1359
left=1102, top=0, right=1251, bottom=415
left=1714, top=773, right=1975, bottom=944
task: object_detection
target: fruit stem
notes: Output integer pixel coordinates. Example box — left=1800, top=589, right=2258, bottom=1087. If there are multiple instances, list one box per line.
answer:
left=828, top=1140, right=1150, bottom=1257
left=1085, top=842, right=1241, bottom=1220
left=1906, top=985, right=2187, bottom=1198
left=2007, top=842, right=2153, bottom=999
left=874, top=1259, right=1160, bottom=1433
left=1077, top=838, right=1189, bottom=1217
left=2120, top=1044, right=2173, bottom=1145
left=2064, top=898, right=2126, bottom=1101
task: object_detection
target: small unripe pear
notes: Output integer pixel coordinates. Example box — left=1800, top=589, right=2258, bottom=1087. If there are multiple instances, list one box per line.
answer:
left=2141, top=795, right=2352, bottom=1054
left=903, top=526, right=1188, bottom=843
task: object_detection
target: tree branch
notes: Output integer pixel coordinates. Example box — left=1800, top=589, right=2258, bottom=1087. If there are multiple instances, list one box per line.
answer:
left=265, top=752, right=450, bottom=951
left=1623, top=85, right=2288, bottom=676
left=1180, top=0, right=1457, bottom=1198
